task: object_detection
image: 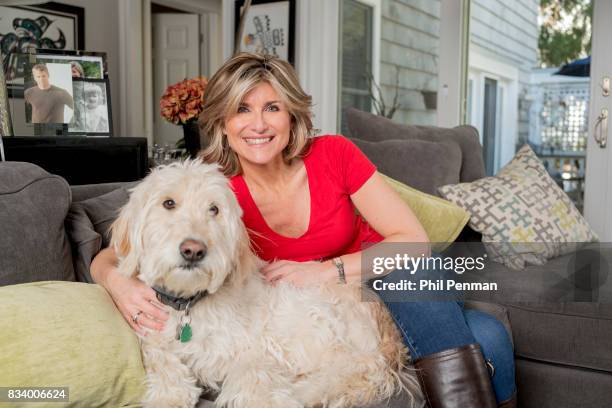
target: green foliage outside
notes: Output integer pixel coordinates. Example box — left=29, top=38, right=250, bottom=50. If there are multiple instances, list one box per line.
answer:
left=539, top=0, right=593, bottom=67
left=80, top=62, right=102, bottom=78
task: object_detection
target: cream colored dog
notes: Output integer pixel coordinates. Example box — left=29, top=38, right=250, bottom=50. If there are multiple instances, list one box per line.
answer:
left=110, top=160, right=420, bottom=408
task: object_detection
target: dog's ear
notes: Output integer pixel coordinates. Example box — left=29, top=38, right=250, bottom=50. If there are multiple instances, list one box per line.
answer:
left=229, top=218, right=260, bottom=286
left=229, top=203, right=262, bottom=286
left=110, top=207, right=131, bottom=258
left=110, top=188, right=145, bottom=278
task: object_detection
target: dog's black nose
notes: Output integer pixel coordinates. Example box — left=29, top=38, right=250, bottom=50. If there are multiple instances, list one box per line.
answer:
left=179, top=239, right=207, bottom=262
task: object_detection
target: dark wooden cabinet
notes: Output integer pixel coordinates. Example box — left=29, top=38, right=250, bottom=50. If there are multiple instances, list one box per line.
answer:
left=2, top=137, right=149, bottom=185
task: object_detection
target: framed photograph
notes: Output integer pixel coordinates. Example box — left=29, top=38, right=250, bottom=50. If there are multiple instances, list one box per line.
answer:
left=23, top=61, right=74, bottom=125
left=35, top=49, right=107, bottom=79
left=235, top=0, right=295, bottom=64
left=21, top=49, right=107, bottom=126
left=67, top=78, right=113, bottom=136
left=8, top=50, right=111, bottom=137
left=0, top=2, right=85, bottom=97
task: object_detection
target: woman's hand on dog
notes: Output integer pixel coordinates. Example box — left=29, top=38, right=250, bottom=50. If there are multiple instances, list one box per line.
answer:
left=106, top=269, right=169, bottom=335
left=261, top=260, right=335, bottom=288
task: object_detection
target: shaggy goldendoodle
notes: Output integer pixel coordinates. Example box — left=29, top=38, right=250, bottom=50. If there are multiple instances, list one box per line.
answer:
left=111, top=160, right=421, bottom=408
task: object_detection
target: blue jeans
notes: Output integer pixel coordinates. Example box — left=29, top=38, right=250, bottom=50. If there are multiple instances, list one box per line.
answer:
left=373, top=268, right=516, bottom=404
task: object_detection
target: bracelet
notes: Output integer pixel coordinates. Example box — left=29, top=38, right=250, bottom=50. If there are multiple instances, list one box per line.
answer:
left=332, top=257, right=346, bottom=284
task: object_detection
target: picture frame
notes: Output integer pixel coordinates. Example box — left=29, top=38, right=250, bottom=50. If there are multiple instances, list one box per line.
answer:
left=35, top=49, right=107, bottom=79
left=235, top=0, right=295, bottom=64
left=0, top=2, right=85, bottom=97
left=23, top=59, right=74, bottom=125
left=8, top=49, right=112, bottom=137
left=67, top=78, right=113, bottom=137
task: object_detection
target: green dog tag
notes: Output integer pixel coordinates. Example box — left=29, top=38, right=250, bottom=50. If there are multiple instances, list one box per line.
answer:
left=179, top=324, right=192, bottom=343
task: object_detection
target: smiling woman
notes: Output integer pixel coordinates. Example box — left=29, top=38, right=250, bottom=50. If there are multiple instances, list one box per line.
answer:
left=224, top=82, right=292, bottom=168
left=198, top=53, right=314, bottom=177
left=91, top=52, right=516, bottom=408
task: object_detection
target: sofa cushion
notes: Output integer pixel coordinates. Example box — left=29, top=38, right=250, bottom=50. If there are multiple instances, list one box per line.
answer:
left=66, top=204, right=102, bottom=283
left=0, top=161, right=75, bottom=285
left=515, top=358, right=612, bottom=408
left=71, top=181, right=137, bottom=203
left=458, top=242, right=612, bottom=373
left=438, top=145, right=598, bottom=270
left=0, top=280, right=146, bottom=406
left=507, top=302, right=612, bottom=373
left=352, top=138, right=461, bottom=196
left=67, top=186, right=132, bottom=282
left=79, top=186, right=131, bottom=247
left=344, top=107, right=485, bottom=182
left=381, top=174, right=469, bottom=252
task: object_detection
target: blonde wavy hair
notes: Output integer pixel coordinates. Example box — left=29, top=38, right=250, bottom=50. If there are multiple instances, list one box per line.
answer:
left=198, top=53, right=315, bottom=177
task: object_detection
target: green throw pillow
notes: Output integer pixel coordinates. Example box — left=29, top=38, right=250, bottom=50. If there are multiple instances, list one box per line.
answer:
left=381, top=173, right=470, bottom=252
left=0, top=281, right=145, bottom=407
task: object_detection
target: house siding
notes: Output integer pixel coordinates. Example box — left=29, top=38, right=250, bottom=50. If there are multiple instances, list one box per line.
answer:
left=378, top=0, right=538, bottom=131
left=380, top=0, right=440, bottom=126
left=470, top=0, right=539, bottom=146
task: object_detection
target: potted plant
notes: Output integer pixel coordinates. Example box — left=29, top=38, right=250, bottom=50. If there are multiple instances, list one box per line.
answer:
left=159, top=76, right=208, bottom=158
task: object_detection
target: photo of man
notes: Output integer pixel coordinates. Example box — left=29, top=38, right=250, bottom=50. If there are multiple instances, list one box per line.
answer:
left=24, top=63, right=74, bottom=124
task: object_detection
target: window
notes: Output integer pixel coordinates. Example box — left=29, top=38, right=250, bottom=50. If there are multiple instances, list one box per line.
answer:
left=467, top=78, right=474, bottom=125
left=339, top=0, right=373, bottom=134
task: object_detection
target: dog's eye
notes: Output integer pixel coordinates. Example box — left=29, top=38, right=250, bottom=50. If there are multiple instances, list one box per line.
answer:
left=209, top=204, right=219, bottom=216
left=163, top=199, right=176, bottom=210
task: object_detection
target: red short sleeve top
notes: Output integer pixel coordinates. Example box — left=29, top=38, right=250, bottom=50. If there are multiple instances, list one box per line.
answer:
left=230, top=135, right=383, bottom=262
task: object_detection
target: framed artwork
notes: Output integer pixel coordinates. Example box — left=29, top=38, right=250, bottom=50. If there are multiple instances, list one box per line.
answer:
left=235, top=0, right=295, bottom=64
left=0, top=2, right=85, bottom=97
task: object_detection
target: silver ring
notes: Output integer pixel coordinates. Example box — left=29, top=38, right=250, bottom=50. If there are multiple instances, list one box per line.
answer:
left=486, top=358, right=495, bottom=377
left=132, top=311, right=143, bottom=324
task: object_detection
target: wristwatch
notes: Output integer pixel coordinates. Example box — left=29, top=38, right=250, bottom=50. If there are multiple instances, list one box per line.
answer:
left=332, top=257, right=346, bottom=284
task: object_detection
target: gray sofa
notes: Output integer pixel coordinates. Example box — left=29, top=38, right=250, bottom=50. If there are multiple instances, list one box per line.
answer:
left=1, top=109, right=611, bottom=407
left=344, top=107, right=612, bottom=408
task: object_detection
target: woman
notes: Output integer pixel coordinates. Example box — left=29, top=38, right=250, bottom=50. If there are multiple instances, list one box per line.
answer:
left=91, top=53, right=516, bottom=408
left=70, top=61, right=84, bottom=78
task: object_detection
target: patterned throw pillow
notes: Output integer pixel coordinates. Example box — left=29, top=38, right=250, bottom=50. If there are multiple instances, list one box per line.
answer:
left=438, top=145, right=598, bottom=270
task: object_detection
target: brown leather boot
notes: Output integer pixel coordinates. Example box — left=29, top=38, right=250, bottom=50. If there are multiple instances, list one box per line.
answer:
left=414, top=343, right=497, bottom=408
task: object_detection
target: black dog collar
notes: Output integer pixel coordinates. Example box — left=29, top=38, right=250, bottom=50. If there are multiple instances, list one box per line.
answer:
left=153, top=286, right=208, bottom=311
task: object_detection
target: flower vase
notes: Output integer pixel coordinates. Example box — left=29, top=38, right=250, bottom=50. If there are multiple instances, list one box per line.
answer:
left=182, top=121, right=201, bottom=158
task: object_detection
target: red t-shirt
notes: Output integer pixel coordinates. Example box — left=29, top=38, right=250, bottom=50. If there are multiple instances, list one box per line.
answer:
left=230, top=135, right=383, bottom=262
